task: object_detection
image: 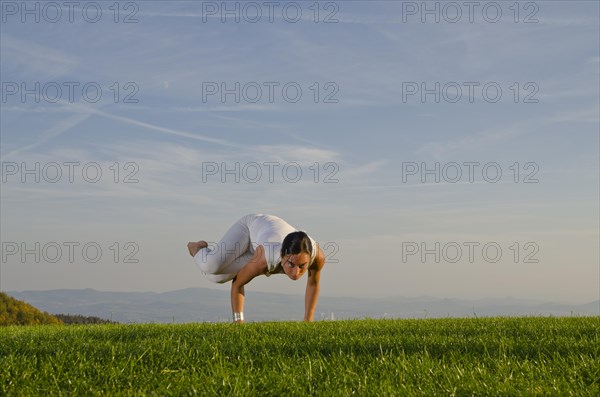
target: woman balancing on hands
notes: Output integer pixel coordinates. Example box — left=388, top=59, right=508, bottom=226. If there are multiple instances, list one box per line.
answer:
left=187, top=214, right=326, bottom=323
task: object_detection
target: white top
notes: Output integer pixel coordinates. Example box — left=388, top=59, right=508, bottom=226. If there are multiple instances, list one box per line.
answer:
left=242, top=214, right=317, bottom=276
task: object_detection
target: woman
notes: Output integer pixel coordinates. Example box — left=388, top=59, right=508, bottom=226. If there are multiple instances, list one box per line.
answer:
left=187, top=213, right=326, bottom=323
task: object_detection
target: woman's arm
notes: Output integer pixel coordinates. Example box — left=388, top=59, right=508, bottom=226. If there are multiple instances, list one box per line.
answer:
left=231, top=245, right=267, bottom=323
left=304, top=245, right=326, bottom=322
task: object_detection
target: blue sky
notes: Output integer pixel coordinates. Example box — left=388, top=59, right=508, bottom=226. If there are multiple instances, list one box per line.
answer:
left=1, top=1, right=598, bottom=302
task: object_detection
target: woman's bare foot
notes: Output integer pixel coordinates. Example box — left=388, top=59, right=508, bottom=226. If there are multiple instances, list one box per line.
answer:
left=187, top=241, right=208, bottom=257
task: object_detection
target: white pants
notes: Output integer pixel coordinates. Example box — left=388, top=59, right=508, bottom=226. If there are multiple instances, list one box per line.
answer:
left=194, top=215, right=257, bottom=283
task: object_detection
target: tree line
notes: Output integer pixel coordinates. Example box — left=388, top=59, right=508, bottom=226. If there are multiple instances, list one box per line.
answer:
left=0, top=292, right=116, bottom=325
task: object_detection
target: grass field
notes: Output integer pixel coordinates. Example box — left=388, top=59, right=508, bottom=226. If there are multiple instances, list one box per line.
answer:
left=1, top=317, right=598, bottom=396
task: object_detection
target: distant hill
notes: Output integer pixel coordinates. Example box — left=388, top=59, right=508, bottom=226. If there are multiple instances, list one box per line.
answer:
left=0, top=292, right=62, bottom=326
left=7, top=288, right=599, bottom=324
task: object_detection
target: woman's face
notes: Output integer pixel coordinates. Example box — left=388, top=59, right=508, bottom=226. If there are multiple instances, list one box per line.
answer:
left=281, top=252, right=311, bottom=280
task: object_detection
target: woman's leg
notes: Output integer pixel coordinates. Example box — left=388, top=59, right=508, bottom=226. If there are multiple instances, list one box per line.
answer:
left=193, top=217, right=254, bottom=276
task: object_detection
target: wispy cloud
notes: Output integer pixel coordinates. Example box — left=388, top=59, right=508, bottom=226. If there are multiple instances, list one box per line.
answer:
left=2, top=111, right=92, bottom=158
left=1, top=35, right=79, bottom=79
left=414, top=104, right=599, bottom=159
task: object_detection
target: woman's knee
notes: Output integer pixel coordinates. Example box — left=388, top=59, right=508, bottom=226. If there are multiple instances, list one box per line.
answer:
left=194, top=247, right=223, bottom=274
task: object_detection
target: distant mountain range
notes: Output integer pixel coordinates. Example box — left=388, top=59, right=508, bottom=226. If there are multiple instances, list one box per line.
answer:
left=6, top=288, right=599, bottom=324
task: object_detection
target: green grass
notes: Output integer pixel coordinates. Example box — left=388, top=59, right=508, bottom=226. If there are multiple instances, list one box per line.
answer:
left=1, top=317, right=598, bottom=396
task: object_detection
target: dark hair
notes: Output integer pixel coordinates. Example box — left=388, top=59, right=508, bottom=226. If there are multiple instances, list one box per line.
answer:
left=281, top=231, right=312, bottom=257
